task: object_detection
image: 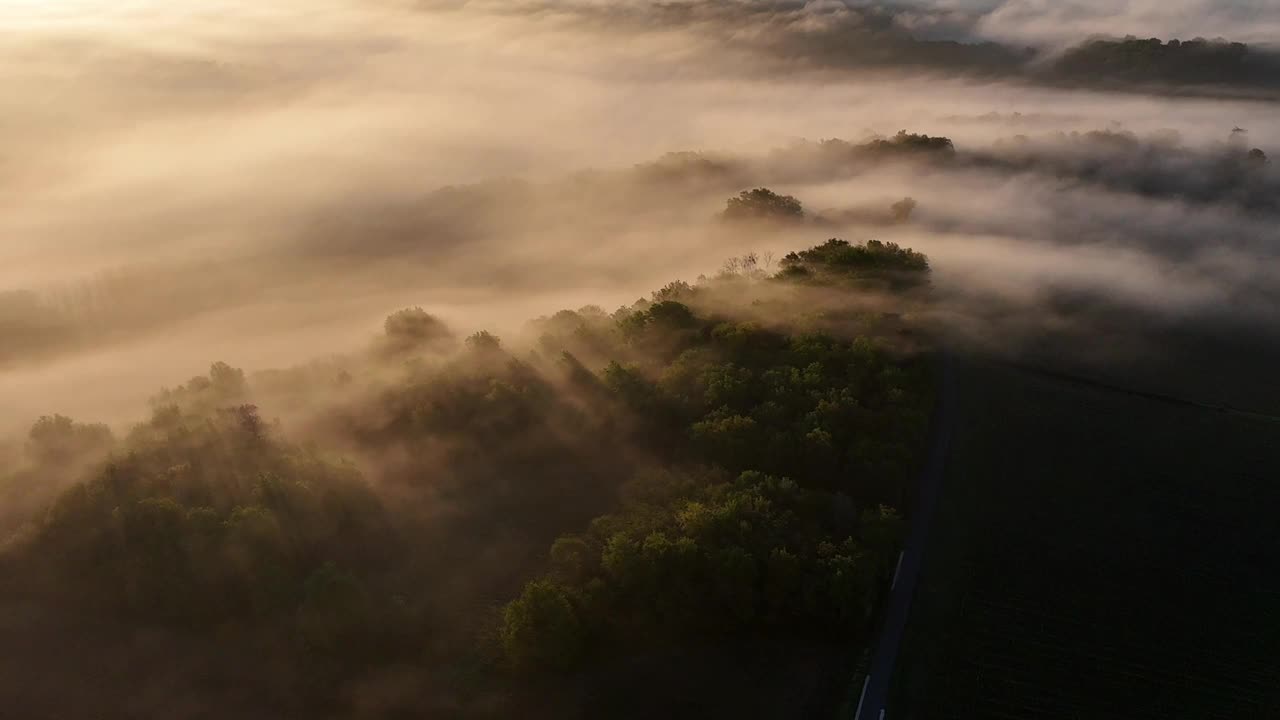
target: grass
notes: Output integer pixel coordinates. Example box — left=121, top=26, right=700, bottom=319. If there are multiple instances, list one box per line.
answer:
left=890, top=357, right=1280, bottom=719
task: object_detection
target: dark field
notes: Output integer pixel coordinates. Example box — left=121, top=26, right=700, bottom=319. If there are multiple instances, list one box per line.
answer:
left=892, top=357, right=1280, bottom=719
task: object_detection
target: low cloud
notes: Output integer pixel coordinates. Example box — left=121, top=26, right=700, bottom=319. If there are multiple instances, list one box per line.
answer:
left=3, top=0, right=1280, bottom=431
left=977, top=0, right=1280, bottom=47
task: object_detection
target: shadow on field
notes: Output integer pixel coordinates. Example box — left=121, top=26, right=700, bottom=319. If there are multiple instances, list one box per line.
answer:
left=891, top=348, right=1280, bottom=719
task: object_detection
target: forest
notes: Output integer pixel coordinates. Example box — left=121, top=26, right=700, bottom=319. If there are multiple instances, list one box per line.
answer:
left=489, top=2, right=1280, bottom=96
left=0, top=229, right=936, bottom=718
left=6, top=1, right=1280, bottom=717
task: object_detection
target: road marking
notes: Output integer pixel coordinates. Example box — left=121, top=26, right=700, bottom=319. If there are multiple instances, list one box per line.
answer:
left=853, top=676, right=871, bottom=720
left=890, top=551, right=904, bottom=591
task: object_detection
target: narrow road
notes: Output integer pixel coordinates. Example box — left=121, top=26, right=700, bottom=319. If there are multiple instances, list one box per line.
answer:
left=856, top=353, right=957, bottom=720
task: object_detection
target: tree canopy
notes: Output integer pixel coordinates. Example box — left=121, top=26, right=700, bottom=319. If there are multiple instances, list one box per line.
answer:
left=722, top=188, right=805, bottom=222
left=0, top=236, right=936, bottom=718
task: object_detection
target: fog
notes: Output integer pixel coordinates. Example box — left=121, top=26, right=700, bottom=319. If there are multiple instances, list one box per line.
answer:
left=7, top=3, right=1280, bottom=718
left=3, top=0, right=1280, bottom=435
left=977, top=0, right=1280, bottom=47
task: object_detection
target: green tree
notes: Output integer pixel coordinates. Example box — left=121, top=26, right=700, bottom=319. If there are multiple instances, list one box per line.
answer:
left=723, top=188, right=804, bottom=222
left=501, top=579, right=585, bottom=670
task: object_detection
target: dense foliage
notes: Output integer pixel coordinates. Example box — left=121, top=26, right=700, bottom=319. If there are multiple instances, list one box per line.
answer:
left=32, top=405, right=392, bottom=628
left=778, top=238, right=931, bottom=292
left=0, top=235, right=936, bottom=717
left=865, top=130, right=956, bottom=157
left=502, top=469, right=905, bottom=671
left=722, top=188, right=805, bottom=222
left=496, top=241, right=933, bottom=685
left=1049, top=37, right=1280, bottom=88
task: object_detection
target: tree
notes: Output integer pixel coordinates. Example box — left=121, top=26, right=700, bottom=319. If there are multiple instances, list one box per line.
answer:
left=549, top=535, right=592, bottom=584
left=25, top=414, right=114, bottom=467
left=117, top=497, right=194, bottom=615
left=465, top=330, right=502, bottom=353
left=722, top=188, right=804, bottom=222
left=867, top=131, right=955, bottom=157
left=150, top=362, right=250, bottom=415
left=501, top=580, right=585, bottom=670
left=209, top=361, right=248, bottom=398
left=296, top=563, right=373, bottom=656
left=646, top=301, right=697, bottom=330
left=890, top=197, right=917, bottom=222
left=777, top=238, right=930, bottom=287
left=380, top=307, right=454, bottom=356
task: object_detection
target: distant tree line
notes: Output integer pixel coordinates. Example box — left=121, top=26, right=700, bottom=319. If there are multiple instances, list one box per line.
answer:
left=1045, top=37, right=1280, bottom=89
